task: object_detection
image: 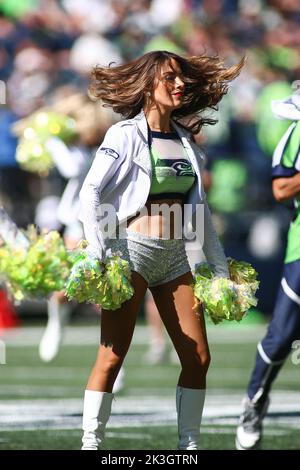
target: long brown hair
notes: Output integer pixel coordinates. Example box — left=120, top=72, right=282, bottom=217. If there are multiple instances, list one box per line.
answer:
left=89, top=50, right=244, bottom=134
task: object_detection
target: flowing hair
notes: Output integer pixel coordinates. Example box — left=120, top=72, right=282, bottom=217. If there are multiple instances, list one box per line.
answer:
left=89, top=50, right=245, bottom=134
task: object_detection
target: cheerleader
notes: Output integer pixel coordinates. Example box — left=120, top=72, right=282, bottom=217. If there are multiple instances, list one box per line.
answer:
left=79, top=50, right=243, bottom=450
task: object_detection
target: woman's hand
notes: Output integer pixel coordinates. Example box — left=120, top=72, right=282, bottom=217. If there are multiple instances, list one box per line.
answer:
left=85, top=244, right=103, bottom=261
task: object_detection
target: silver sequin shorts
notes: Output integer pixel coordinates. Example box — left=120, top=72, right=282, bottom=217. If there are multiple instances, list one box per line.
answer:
left=106, top=229, right=191, bottom=287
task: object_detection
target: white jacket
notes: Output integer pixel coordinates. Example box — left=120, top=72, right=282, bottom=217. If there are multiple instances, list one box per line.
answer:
left=79, top=109, right=229, bottom=277
left=45, top=137, right=92, bottom=227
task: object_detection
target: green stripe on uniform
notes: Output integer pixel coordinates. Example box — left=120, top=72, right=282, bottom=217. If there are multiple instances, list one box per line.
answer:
left=282, top=121, right=300, bottom=168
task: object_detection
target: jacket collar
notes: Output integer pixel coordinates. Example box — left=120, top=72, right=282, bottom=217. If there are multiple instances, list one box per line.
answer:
left=133, top=108, right=192, bottom=143
left=132, top=109, right=198, bottom=175
left=134, top=109, right=148, bottom=142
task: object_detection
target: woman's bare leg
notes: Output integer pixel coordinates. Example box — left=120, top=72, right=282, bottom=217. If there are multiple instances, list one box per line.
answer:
left=150, top=271, right=210, bottom=389
left=86, top=271, right=148, bottom=392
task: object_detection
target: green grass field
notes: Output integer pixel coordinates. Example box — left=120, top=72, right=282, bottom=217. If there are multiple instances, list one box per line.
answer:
left=0, top=318, right=299, bottom=450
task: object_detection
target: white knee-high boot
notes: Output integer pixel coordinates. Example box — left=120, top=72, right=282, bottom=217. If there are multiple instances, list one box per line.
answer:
left=176, top=386, right=206, bottom=450
left=39, top=296, right=71, bottom=362
left=81, top=390, right=114, bottom=450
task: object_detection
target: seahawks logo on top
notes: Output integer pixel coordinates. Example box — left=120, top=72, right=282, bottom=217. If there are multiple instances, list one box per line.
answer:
left=154, top=158, right=195, bottom=177
left=99, top=147, right=120, bottom=159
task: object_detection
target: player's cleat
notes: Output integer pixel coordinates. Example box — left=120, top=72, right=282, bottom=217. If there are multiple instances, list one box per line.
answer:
left=235, top=394, right=270, bottom=450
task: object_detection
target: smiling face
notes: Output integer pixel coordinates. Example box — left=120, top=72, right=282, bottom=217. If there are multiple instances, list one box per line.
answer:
left=150, top=58, right=185, bottom=111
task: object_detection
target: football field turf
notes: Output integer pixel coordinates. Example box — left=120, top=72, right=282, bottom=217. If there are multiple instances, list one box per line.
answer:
left=0, top=318, right=299, bottom=450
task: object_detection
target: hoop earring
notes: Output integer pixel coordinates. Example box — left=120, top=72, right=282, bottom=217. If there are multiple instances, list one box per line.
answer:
left=146, top=91, right=151, bottom=97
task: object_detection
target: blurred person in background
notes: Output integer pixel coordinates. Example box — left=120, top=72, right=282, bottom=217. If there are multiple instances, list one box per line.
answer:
left=31, top=94, right=117, bottom=361
left=35, top=92, right=103, bottom=363
left=11, top=90, right=126, bottom=391
left=236, top=86, right=300, bottom=450
left=79, top=49, right=243, bottom=450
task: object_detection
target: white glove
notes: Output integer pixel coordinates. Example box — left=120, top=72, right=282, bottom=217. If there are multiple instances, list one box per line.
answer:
left=85, top=244, right=103, bottom=260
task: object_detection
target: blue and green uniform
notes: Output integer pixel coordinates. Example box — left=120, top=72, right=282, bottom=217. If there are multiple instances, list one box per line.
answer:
left=272, top=121, right=300, bottom=263
left=248, top=120, right=300, bottom=402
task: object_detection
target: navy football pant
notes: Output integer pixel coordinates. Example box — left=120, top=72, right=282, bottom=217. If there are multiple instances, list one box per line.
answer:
left=248, top=260, right=300, bottom=400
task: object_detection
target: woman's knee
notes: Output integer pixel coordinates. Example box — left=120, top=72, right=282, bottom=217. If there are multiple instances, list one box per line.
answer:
left=198, top=350, right=211, bottom=374
left=95, top=348, right=125, bottom=376
left=202, top=350, right=211, bottom=372
left=180, top=350, right=211, bottom=375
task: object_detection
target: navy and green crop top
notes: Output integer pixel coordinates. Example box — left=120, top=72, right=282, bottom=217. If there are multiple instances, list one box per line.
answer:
left=148, top=130, right=196, bottom=200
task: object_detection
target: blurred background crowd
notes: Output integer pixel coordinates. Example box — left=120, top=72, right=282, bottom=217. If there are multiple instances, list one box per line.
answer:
left=1, top=0, right=300, bottom=317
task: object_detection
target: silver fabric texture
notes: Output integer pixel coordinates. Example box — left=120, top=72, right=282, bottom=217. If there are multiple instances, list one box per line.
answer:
left=106, top=229, right=191, bottom=287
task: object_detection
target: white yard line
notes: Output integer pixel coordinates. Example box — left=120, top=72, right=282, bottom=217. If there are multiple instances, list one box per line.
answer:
left=0, top=391, right=299, bottom=432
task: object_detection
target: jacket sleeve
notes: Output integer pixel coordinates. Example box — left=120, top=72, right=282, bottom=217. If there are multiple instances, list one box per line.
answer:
left=202, top=196, right=229, bottom=278
left=45, top=137, right=86, bottom=179
left=79, top=124, right=126, bottom=259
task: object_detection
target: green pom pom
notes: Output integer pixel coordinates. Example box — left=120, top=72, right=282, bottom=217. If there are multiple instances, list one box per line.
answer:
left=65, top=249, right=134, bottom=310
left=193, top=259, right=259, bottom=324
left=228, top=258, right=258, bottom=285
left=16, top=112, right=77, bottom=175
left=30, top=112, right=76, bottom=142
left=0, top=227, right=72, bottom=300
left=16, top=136, right=54, bottom=175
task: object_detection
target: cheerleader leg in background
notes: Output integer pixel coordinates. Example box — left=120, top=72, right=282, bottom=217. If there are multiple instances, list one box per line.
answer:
left=39, top=291, right=71, bottom=362
left=144, top=289, right=167, bottom=364
left=38, top=226, right=78, bottom=363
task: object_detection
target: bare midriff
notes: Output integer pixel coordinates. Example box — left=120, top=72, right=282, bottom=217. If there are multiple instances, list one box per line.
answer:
left=126, top=198, right=184, bottom=239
